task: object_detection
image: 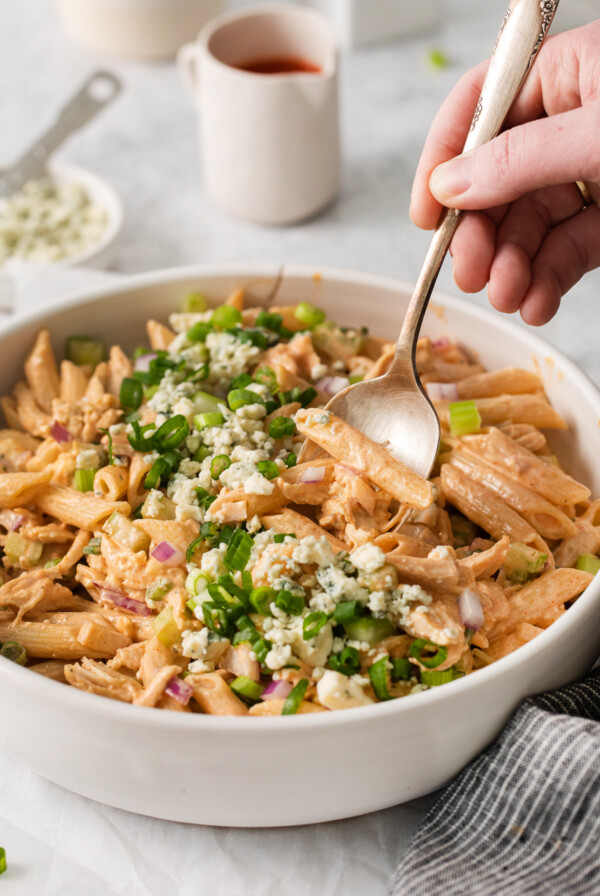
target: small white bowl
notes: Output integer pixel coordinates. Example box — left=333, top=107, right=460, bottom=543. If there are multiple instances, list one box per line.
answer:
left=1, top=264, right=600, bottom=827
left=55, top=0, right=224, bottom=61
left=43, top=160, right=123, bottom=270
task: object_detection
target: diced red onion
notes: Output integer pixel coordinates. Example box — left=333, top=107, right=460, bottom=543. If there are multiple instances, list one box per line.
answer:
left=315, top=376, right=350, bottom=395
left=165, top=676, right=193, bottom=706
left=133, top=352, right=157, bottom=373
left=458, top=588, right=484, bottom=630
left=426, top=382, right=459, bottom=402
left=298, top=466, right=326, bottom=484
left=50, top=421, right=73, bottom=443
left=96, top=584, right=151, bottom=617
left=151, top=541, right=185, bottom=566
left=433, top=337, right=452, bottom=350
left=261, top=679, right=293, bottom=701
left=3, top=511, right=25, bottom=531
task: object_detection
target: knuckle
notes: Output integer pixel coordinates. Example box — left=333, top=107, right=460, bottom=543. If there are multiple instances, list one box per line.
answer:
left=489, top=131, right=518, bottom=183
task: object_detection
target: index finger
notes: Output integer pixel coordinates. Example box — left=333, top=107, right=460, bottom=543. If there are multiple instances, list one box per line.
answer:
left=410, top=60, right=489, bottom=230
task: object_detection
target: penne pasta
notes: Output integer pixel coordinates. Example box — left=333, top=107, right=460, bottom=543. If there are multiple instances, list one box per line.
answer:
left=0, top=300, right=596, bottom=717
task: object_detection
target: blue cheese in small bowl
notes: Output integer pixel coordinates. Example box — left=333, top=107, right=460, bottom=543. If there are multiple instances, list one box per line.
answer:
left=0, top=161, right=122, bottom=268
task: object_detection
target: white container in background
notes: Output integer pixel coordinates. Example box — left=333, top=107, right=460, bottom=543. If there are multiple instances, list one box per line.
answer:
left=55, top=0, right=224, bottom=61
left=303, top=0, right=442, bottom=49
left=178, top=4, right=340, bottom=225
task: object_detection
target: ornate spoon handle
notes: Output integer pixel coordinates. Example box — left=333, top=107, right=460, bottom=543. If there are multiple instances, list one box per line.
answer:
left=392, top=0, right=559, bottom=366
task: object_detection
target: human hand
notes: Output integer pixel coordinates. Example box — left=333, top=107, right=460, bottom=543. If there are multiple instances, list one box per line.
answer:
left=410, top=21, right=600, bottom=325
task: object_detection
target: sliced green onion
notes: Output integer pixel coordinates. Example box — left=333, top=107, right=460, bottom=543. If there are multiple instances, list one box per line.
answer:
left=193, top=445, right=212, bottom=463
left=284, top=453, right=297, bottom=468
left=74, top=468, right=96, bottom=492
left=333, top=601, right=362, bottom=624
left=146, top=578, right=172, bottom=600
left=44, top=558, right=61, bottom=568
left=182, top=291, right=207, bottom=312
left=256, top=309, right=283, bottom=332
left=153, top=415, right=189, bottom=451
left=241, top=570, right=253, bottom=593
left=275, top=589, right=304, bottom=615
left=119, top=377, right=143, bottom=410
left=576, top=553, right=600, bottom=575
left=144, top=456, right=171, bottom=490
left=218, top=525, right=235, bottom=546
left=427, top=47, right=449, bottom=70
left=250, top=635, right=272, bottom=664
left=99, top=427, right=114, bottom=466
left=250, top=586, right=275, bottom=616
left=194, top=411, right=224, bottom=431
left=231, top=327, right=269, bottom=349
left=282, top=678, right=309, bottom=715
left=83, top=536, right=101, bottom=556
left=230, top=675, right=264, bottom=703
left=228, top=389, right=261, bottom=411
left=210, top=454, right=231, bottom=479
left=0, top=847, right=6, bottom=875
left=273, top=533, right=296, bottom=544
left=65, top=335, right=105, bottom=367
left=256, top=460, right=280, bottom=480
left=224, top=529, right=254, bottom=572
left=187, top=322, right=213, bottom=342
left=0, top=640, right=27, bottom=665
left=186, top=363, right=209, bottom=383
left=264, top=398, right=279, bottom=415
left=328, top=646, right=361, bottom=676
left=202, top=601, right=233, bottom=637
left=185, top=568, right=211, bottom=596
left=368, top=656, right=392, bottom=700
left=254, top=366, right=278, bottom=392
left=300, top=386, right=317, bottom=407
left=231, top=372, right=253, bottom=389
left=303, top=611, right=329, bottom=640
left=212, top=305, right=242, bottom=329
left=294, top=302, right=326, bottom=329
left=391, top=658, right=412, bottom=682
left=268, top=417, right=296, bottom=439
left=343, top=616, right=395, bottom=647
left=409, top=638, right=448, bottom=669
left=420, top=668, right=454, bottom=686
left=448, top=400, right=481, bottom=437
left=186, top=534, right=205, bottom=563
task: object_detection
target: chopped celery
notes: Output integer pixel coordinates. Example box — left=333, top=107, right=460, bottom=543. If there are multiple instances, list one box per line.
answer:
left=152, top=605, right=181, bottom=647
left=4, top=532, right=42, bottom=568
left=230, top=676, right=264, bottom=703
left=103, top=512, right=150, bottom=554
left=343, top=616, right=395, bottom=647
left=294, top=301, right=326, bottom=329
left=576, top=553, right=600, bottom=575
left=448, top=400, right=481, bottom=437
left=65, top=335, right=105, bottom=367
left=503, top=543, right=547, bottom=583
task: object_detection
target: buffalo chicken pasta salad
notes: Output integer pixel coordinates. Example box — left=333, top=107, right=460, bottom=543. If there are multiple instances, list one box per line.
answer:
left=0, top=289, right=595, bottom=716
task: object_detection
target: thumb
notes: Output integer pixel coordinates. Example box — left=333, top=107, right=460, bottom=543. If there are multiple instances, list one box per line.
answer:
left=429, top=103, right=600, bottom=209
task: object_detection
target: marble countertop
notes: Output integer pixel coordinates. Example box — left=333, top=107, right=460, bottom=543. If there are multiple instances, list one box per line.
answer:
left=1, top=2, right=599, bottom=894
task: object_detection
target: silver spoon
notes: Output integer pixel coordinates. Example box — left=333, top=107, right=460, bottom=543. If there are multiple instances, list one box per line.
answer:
left=299, top=0, right=559, bottom=477
left=0, top=70, right=122, bottom=199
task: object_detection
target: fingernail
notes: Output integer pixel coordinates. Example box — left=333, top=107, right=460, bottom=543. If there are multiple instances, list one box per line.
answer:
left=430, top=154, right=472, bottom=202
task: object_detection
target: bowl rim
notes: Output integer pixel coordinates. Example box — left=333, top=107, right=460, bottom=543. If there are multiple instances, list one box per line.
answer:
left=2, top=260, right=599, bottom=730
left=44, top=159, right=123, bottom=268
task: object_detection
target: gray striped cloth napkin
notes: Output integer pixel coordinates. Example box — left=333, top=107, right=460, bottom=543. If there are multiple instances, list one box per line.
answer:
left=392, top=668, right=600, bottom=896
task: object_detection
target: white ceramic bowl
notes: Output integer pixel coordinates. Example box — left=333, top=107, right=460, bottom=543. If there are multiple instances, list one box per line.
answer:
left=55, top=0, right=224, bottom=61
left=1, top=264, right=600, bottom=827
left=47, top=160, right=123, bottom=270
